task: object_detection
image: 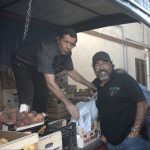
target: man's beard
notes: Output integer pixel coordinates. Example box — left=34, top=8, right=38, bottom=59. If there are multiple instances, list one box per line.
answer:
left=98, top=71, right=110, bottom=81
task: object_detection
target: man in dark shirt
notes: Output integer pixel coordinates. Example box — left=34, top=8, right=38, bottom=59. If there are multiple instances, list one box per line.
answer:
left=12, top=28, right=96, bottom=120
left=92, top=51, right=149, bottom=150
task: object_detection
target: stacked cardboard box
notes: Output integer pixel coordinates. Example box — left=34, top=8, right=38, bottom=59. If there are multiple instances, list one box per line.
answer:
left=0, top=70, right=18, bottom=110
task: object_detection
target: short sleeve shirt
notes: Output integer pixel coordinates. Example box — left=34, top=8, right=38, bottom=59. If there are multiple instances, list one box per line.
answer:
left=37, top=39, right=74, bottom=74
left=93, top=70, right=146, bottom=145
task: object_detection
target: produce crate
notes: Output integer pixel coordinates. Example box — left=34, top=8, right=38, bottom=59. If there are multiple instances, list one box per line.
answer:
left=0, top=108, right=45, bottom=132
left=38, top=131, right=62, bottom=150
left=0, top=131, right=38, bottom=150
left=77, top=121, right=100, bottom=148
left=42, top=119, right=77, bottom=150
left=48, top=102, right=69, bottom=119
left=0, top=108, right=18, bottom=129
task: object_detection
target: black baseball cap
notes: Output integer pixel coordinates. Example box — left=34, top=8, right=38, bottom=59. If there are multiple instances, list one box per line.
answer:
left=92, top=51, right=111, bottom=66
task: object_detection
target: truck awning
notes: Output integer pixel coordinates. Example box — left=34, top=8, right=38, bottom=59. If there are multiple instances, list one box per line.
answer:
left=0, top=0, right=150, bottom=32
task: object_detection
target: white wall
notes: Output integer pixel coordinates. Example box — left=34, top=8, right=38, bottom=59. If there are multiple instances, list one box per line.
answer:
left=69, top=23, right=150, bottom=90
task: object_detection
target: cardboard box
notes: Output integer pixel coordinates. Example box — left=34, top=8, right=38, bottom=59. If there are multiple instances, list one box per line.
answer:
left=0, top=70, right=16, bottom=89
left=77, top=131, right=99, bottom=148
left=0, top=131, right=38, bottom=150
left=77, top=121, right=100, bottom=148
left=38, top=131, right=62, bottom=150
left=1, top=89, right=18, bottom=110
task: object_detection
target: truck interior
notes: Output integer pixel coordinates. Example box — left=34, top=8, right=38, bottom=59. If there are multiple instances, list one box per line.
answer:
left=0, top=0, right=150, bottom=70
left=1, top=0, right=150, bottom=31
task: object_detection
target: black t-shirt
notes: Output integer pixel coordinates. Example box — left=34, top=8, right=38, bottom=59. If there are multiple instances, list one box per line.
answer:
left=15, top=39, right=74, bottom=74
left=93, top=70, right=147, bottom=145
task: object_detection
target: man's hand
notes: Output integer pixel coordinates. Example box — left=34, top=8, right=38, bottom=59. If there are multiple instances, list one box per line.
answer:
left=65, top=102, right=80, bottom=120
left=128, top=127, right=140, bottom=138
left=100, top=135, right=107, bottom=143
left=88, top=84, right=97, bottom=96
left=44, top=73, right=80, bottom=120
left=88, top=89, right=96, bottom=96
left=90, top=84, right=97, bottom=91
left=128, top=131, right=140, bottom=138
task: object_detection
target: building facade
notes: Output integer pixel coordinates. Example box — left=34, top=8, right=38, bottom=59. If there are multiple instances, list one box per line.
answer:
left=69, top=22, right=150, bottom=90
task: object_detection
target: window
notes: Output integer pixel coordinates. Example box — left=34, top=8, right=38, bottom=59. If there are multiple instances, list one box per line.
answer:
left=135, top=0, right=150, bottom=11
left=135, top=58, right=146, bottom=86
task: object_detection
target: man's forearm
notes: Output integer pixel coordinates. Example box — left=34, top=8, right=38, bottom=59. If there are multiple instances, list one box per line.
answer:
left=67, top=70, right=96, bottom=90
left=128, top=100, right=148, bottom=137
left=44, top=74, right=71, bottom=105
left=132, top=100, right=148, bottom=132
left=44, top=74, right=79, bottom=120
left=48, top=82, right=71, bottom=105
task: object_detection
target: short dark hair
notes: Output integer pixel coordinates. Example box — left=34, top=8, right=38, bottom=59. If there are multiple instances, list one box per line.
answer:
left=58, top=28, right=77, bottom=42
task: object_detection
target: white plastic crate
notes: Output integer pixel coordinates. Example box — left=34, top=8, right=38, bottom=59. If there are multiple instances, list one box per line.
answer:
left=38, top=131, right=62, bottom=150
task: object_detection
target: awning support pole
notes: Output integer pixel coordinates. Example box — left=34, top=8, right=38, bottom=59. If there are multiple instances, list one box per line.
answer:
left=145, top=48, right=150, bottom=90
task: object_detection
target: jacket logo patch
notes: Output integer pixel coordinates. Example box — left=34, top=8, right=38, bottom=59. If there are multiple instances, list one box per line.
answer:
left=108, top=87, right=120, bottom=96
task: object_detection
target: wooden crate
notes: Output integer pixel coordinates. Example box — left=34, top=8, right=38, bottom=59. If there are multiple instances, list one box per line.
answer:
left=48, top=102, right=69, bottom=119
left=77, top=121, right=100, bottom=148
left=38, top=131, right=62, bottom=150
left=0, top=70, right=16, bottom=89
left=55, top=71, right=68, bottom=88
left=1, top=89, right=18, bottom=110
left=0, top=131, right=38, bottom=150
left=65, top=85, right=77, bottom=96
left=48, top=112, right=69, bottom=119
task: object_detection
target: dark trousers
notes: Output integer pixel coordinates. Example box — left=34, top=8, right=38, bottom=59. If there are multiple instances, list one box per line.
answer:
left=12, top=61, right=48, bottom=113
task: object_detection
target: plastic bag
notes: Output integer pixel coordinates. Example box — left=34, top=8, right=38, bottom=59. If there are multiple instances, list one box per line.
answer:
left=75, top=92, right=98, bottom=132
left=76, top=101, right=91, bottom=132
left=87, top=92, right=98, bottom=122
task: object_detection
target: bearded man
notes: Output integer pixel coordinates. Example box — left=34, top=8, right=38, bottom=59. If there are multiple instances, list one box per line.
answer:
left=92, top=51, right=149, bottom=150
